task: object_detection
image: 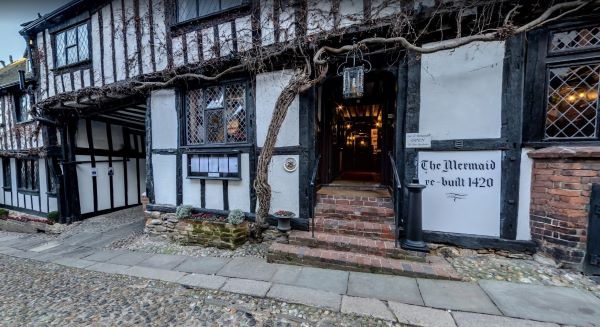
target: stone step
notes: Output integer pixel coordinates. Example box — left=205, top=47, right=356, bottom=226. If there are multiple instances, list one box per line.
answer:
left=314, top=203, right=395, bottom=223
left=267, top=243, right=461, bottom=280
left=289, top=231, right=426, bottom=262
left=314, top=217, right=396, bottom=241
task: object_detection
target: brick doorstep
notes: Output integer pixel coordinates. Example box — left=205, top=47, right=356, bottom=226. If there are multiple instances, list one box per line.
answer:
left=267, top=243, right=461, bottom=281
left=289, top=231, right=426, bottom=262
left=313, top=217, right=396, bottom=241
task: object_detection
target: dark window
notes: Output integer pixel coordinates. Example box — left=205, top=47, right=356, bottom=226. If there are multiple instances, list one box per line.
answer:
left=2, top=158, right=11, bottom=189
left=17, top=159, right=39, bottom=192
left=177, top=0, right=244, bottom=22
left=15, top=94, right=31, bottom=123
left=47, top=160, right=57, bottom=194
left=185, top=82, right=248, bottom=145
left=55, top=23, right=90, bottom=68
left=187, top=152, right=241, bottom=179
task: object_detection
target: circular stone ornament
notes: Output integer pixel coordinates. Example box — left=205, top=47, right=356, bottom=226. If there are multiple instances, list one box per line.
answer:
left=283, top=158, right=297, bottom=172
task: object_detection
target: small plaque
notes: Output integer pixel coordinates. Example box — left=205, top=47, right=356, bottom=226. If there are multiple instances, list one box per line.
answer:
left=91, top=167, right=98, bottom=177
left=108, top=167, right=114, bottom=176
left=406, top=133, right=431, bottom=148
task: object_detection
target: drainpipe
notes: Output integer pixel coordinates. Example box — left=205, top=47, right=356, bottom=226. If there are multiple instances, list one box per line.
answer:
left=401, top=178, right=429, bottom=252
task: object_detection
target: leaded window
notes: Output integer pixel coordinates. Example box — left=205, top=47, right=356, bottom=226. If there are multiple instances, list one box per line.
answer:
left=551, top=26, right=600, bottom=53
left=545, top=64, right=599, bottom=139
left=177, top=0, right=245, bottom=22
left=2, top=158, right=11, bottom=189
left=186, top=83, right=247, bottom=145
left=55, top=23, right=89, bottom=68
left=15, top=94, right=31, bottom=123
left=17, top=159, right=38, bottom=192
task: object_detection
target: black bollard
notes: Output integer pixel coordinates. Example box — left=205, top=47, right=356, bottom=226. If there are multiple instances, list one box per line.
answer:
left=401, top=178, right=429, bottom=252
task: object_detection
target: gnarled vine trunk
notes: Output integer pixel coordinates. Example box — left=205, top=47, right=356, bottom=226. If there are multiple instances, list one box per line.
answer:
left=253, top=70, right=310, bottom=240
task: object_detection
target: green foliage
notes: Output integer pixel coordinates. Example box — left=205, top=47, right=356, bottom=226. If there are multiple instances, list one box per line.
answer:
left=0, top=208, right=8, bottom=217
left=47, top=211, right=60, bottom=223
left=176, top=205, right=193, bottom=220
left=227, top=209, right=245, bottom=225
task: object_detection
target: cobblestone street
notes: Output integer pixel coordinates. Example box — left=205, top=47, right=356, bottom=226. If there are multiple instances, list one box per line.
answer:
left=0, top=255, right=396, bottom=327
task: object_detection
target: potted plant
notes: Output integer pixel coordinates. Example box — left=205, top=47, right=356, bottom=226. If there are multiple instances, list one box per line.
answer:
left=273, top=209, right=294, bottom=235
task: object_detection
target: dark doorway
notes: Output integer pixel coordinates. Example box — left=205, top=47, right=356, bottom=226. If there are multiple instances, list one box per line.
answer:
left=317, top=71, right=396, bottom=187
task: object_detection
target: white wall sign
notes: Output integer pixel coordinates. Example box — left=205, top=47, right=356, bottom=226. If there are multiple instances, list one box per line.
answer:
left=418, top=151, right=502, bottom=237
left=406, top=133, right=431, bottom=148
left=91, top=167, right=97, bottom=177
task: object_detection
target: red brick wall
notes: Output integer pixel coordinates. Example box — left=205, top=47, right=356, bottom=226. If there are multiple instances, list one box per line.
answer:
left=528, top=147, right=600, bottom=267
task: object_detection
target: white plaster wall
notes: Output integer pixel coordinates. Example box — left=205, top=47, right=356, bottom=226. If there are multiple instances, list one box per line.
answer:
left=48, top=197, right=58, bottom=212
left=38, top=158, right=49, bottom=213
left=202, top=27, right=216, bottom=61
left=92, top=121, right=109, bottom=150
left=0, top=159, right=4, bottom=205
left=76, top=155, right=94, bottom=214
left=228, top=153, right=251, bottom=211
left=125, top=0, right=139, bottom=75
left=113, top=0, right=126, bottom=82
left=517, top=148, right=533, bottom=241
left=95, top=156, right=111, bottom=211
left=139, top=0, right=154, bottom=75
left=102, top=5, right=115, bottom=84
left=172, top=35, right=185, bottom=67
left=307, top=0, right=333, bottom=34
left=255, top=70, right=299, bottom=147
left=205, top=180, right=224, bottom=209
left=419, top=41, right=504, bottom=140
left=153, top=0, right=168, bottom=71
left=112, top=157, right=126, bottom=207
left=151, top=89, right=178, bottom=149
left=186, top=32, right=200, bottom=63
left=218, top=22, right=234, bottom=57
left=235, top=16, right=253, bottom=52
left=419, top=151, right=502, bottom=237
left=152, top=154, right=176, bottom=205
left=265, top=155, right=299, bottom=216
left=260, top=0, right=275, bottom=46
left=45, top=30, right=56, bottom=97
left=127, top=158, right=138, bottom=205
left=339, top=0, right=364, bottom=28
left=182, top=153, right=201, bottom=207
left=91, top=12, right=103, bottom=86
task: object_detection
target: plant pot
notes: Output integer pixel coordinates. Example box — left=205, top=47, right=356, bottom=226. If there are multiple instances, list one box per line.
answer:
left=274, top=214, right=293, bottom=232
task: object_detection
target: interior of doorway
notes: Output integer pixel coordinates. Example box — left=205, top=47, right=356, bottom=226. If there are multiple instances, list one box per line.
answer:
left=318, top=71, right=396, bottom=188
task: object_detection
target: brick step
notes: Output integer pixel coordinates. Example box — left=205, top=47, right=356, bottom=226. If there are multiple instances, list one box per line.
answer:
left=289, top=231, right=426, bottom=262
left=314, top=203, right=395, bottom=222
left=314, top=217, right=396, bottom=240
left=316, top=194, right=394, bottom=210
left=267, top=243, right=461, bottom=280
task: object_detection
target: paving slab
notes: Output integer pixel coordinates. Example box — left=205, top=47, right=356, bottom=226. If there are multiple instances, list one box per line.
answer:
left=137, top=254, right=188, bottom=270
left=221, top=278, right=272, bottom=297
left=12, top=239, right=47, bottom=251
left=290, top=267, right=349, bottom=294
left=417, top=279, right=501, bottom=315
left=452, top=312, right=559, bottom=327
left=29, top=241, right=61, bottom=253
left=173, top=257, right=230, bottom=275
left=60, top=247, right=97, bottom=259
left=107, top=252, right=153, bottom=266
left=270, top=264, right=303, bottom=284
left=82, top=250, right=125, bottom=262
left=12, top=250, right=41, bottom=259
left=388, top=302, right=456, bottom=327
left=267, top=284, right=342, bottom=312
left=87, top=262, right=132, bottom=275
left=30, top=252, right=63, bottom=263
left=0, top=247, right=24, bottom=256
left=217, top=257, right=277, bottom=281
left=348, top=272, right=423, bottom=305
left=63, top=232, right=98, bottom=246
left=123, top=266, right=187, bottom=283
left=178, top=273, right=228, bottom=290
left=52, top=257, right=96, bottom=269
left=480, top=280, right=600, bottom=327
left=341, top=296, right=395, bottom=321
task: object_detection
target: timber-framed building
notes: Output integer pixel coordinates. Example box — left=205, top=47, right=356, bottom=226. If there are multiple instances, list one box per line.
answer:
left=14, top=0, right=600, bottom=274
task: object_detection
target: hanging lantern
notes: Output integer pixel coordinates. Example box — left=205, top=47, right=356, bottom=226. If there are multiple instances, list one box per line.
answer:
left=338, top=40, right=371, bottom=99
left=343, top=65, right=365, bottom=99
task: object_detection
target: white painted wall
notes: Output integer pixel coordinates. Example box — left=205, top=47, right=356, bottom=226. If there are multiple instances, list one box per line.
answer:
left=76, top=154, right=95, bottom=214
left=228, top=153, right=251, bottom=211
left=419, top=151, right=502, bottom=237
left=265, top=155, right=299, bottom=216
left=419, top=41, right=504, bottom=140
left=151, top=89, right=178, bottom=149
left=152, top=154, right=176, bottom=205
left=255, top=70, right=299, bottom=147
left=517, top=148, right=533, bottom=240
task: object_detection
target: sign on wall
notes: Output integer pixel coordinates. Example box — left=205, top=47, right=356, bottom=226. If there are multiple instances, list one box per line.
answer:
left=406, top=133, right=431, bottom=148
left=418, top=151, right=502, bottom=237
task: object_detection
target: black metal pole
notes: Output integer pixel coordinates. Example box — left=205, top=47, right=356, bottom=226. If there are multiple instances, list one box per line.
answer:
left=401, top=178, right=428, bottom=252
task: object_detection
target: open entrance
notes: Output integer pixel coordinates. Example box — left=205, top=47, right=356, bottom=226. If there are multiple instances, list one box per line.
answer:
left=317, top=70, right=396, bottom=187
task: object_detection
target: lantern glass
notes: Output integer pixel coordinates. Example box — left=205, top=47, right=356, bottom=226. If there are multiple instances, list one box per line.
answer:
left=343, top=65, right=364, bottom=99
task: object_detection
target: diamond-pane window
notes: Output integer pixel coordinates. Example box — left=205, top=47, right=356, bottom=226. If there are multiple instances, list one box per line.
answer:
left=551, top=27, right=600, bottom=53
left=545, top=64, right=600, bottom=139
left=185, top=83, right=247, bottom=145
left=16, top=159, right=39, bottom=192
left=54, top=23, right=90, bottom=68
left=177, top=0, right=243, bottom=22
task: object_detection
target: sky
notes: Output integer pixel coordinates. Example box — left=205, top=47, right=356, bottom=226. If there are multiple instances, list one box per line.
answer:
left=0, top=0, right=72, bottom=64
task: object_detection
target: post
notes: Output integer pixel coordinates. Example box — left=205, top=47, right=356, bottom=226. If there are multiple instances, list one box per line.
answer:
left=401, top=178, right=428, bottom=252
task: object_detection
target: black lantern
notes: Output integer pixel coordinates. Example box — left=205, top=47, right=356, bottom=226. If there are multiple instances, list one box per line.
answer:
left=338, top=41, right=371, bottom=99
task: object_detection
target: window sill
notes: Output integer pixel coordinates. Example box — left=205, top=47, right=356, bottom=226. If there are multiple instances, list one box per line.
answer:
left=182, top=145, right=251, bottom=152
left=187, top=176, right=241, bottom=181
left=2, top=187, right=11, bottom=191
left=51, top=60, right=92, bottom=74
left=17, top=189, right=40, bottom=195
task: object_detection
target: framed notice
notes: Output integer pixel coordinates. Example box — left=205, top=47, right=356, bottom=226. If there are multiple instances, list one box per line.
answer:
left=187, top=152, right=241, bottom=180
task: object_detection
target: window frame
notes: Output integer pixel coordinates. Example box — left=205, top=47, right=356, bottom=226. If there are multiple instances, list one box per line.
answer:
left=53, top=21, right=91, bottom=70
left=14, top=93, right=32, bottom=124
left=16, top=158, right=39, bottom=194
left=181, top=79, right=253, bottom=149
left=524, top=18, right=600, bottom=146
left=186, top=151, right=242, bottom=180
left=175, top=0, right=250, bottom=24
left=2, top=158, right=11, bottom=190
